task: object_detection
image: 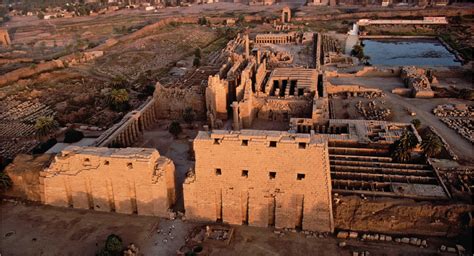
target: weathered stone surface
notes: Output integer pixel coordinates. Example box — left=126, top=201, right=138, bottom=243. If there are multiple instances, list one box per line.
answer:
left=184, top=130, right=333, bottom=232
left=42, top=146, right=176, bottom=217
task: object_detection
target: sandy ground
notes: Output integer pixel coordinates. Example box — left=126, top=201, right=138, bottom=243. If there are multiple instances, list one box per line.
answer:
left=0, top=201, right=468, bottom=256
left=329, top=76, right=474, bottom=163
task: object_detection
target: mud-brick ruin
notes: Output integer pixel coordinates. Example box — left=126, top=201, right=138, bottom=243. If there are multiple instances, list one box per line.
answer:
left=42, top=146, right=176, bottom=217
left=184, top=130, right=333, bottom=232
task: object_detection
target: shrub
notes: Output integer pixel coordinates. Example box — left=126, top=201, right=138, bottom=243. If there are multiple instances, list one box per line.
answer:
left=183, top=107, right=195, bottom=124
left=97, top=234, right=123, bottom=256
left=63, top=129, right=84, bottom=143
left=35, top=116, right=59, bottom=138
left=411, top=119, right=421, bottom=129
left=169, top=121, right=182, bottom=138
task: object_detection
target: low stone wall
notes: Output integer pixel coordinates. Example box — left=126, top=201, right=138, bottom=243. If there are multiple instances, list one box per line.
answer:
left=334, top=195, right=473, bottom=236
left=0, top=51, right=103, bottom=87
left=295, top=7, right=474, bottom=22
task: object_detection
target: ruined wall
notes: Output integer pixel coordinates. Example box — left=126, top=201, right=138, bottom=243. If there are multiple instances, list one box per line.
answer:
left=294, top=8, right=474, bottom=22
left=3, top=154, right=54, bottom=202
left=154, top=82, right=206, bottom=120
left=184, top=130, right=334, bottom=232
left=0, top=51, right=103, bottom=87
left=42, top=146, right=176, bottom=217
left=334, top=195, right=474, bottom=236
left=206, top=75, right=229, bottom=121
left=257, top=98, right=313, bottom=122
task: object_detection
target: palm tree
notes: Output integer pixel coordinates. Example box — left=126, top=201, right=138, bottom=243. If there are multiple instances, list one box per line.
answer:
left=390, top=130, right=418, bottom=163
left=421, top=133, right=443, bottom=158
left=391, top=140, right=412, bottom=163
left=35, top=116, right=59, bottom=138
left=398, top=130, right=418, bottom=149
left=106, top=89, right=129, bottom=111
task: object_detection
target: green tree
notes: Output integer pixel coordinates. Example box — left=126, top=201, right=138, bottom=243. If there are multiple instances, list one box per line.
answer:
left=105, top=234, right=123, bottom=255
left=106, top=89, right=129, bottom=111
left=351, top=44, right=365, bottom=60
left=421, top=132, right=443, bottom=158
left=390, top=130, right=418, bottom=163
left=35, top=116, right=59, bottom=138
left=391, top=142, right=412, bottom=163
left=183, top=107, right=195, bottom=124
left=398, top=130, right=418, bottom=150
left=0, top=172, right=12, bottom=191
left=198, top=16, right=208, bottom=26
left=193, top=57, right=200, bottom=67
left=194, top=48, right=201, bottom=59
left=97, top=234, right=123, bottom=256
left=411, top=119, right=421, bottom=129
left=168, top=121, right=182, bottom=138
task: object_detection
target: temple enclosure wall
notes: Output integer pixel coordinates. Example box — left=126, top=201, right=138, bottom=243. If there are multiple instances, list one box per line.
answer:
left=41, top=146, right=176, bottom=217
left=184, top=130, right=334, bottom=232
left=334, top=196, right=474, bottom=236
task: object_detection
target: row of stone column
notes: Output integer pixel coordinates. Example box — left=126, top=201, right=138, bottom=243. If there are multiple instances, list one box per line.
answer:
left=109, top=100, right=159, bottom=147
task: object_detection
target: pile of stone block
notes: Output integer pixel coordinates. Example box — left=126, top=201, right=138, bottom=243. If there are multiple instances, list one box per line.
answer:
left=356, top=100, right=391, bottom=121
left=400, top=66, right=434, bottom=98
left=433, top=104, right=473, bottom=118
left=433, top=104, right=474, bottom=143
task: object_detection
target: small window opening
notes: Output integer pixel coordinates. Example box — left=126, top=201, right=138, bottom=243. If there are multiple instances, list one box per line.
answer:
left=215, top=168, right=222, bottom=176
left=297, top=173, right=306, bottom=180
left=214, top=139, right=221, bottom=145
left=127, top=163, right=133, bottom=169
left=242, top=170, right=249, bottom=178
left=269, top=141, right=277, bottom=147
left=104, top=160, right=110, bottom=165
left=298, top=142, right=306, bottom=149
left=269, top=171, right=276, bottom=180
left=242, top=140, right=249, bottom=146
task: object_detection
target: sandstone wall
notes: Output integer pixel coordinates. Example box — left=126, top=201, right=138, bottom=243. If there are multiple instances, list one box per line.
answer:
left=42, top=146, right=176, bottom=217
left=184, top=130, right=334, bottom=232
left=257, top=98, right=313, bottom=122
left=3, top=154, right=54, bottom=202
left=334, top=195, right=474, bottom=236
left=154, top=82, right=206, bottom=120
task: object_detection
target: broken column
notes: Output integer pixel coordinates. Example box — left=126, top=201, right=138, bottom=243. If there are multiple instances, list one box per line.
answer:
left=232, top=101, right=240, bottom=130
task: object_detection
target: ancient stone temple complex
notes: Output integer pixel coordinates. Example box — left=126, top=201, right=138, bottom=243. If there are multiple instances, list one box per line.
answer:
left=3, top=31, right=452, bottom=233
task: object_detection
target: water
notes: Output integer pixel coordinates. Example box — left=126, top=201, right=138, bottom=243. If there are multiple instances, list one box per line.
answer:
left=362, top=39, right=461, bottom=67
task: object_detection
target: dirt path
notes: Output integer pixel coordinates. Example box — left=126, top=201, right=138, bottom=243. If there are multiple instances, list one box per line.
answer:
left=2, top=201, right=467, bottom=256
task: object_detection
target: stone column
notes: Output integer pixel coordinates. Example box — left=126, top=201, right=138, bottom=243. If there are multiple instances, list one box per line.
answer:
left=244, top=34, right=250, bottom=59
left=118, top=133, right=124, bottom=147
left=256, top=50, right=261, bottom=65
left=135, top=121, right=140, bottom=137
left=139, top=116, right=145, bottom=132
left=123, top=132, right=129, bottom=147
left=231, top=101, right=240, bottom=131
